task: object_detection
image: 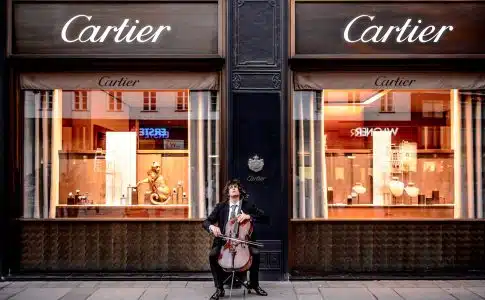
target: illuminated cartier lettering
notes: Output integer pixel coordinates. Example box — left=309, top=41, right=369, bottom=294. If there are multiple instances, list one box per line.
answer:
left=343, top=14, right=453, bottom=43
left=61, top=14, right=172, bottom=43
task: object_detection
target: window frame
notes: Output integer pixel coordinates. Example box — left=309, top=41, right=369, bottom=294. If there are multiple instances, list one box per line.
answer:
left=73, top=91, right=89, bottom=111
left=142, top=91, right=157, bottom=112
left=107, top=91, right=123, bottom=112
left=176, top=90, right=189, bottom=112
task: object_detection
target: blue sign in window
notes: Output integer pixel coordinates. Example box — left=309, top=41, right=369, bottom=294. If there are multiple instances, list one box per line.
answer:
left=139, top=128, right=170, bottom=139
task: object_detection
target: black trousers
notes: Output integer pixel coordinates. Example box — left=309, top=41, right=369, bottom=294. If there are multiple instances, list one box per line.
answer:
left=209, top=245, right=260, bottom=289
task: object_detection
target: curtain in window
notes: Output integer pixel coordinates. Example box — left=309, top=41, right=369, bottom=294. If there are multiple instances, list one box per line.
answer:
left=459, top=90, right=485, bottom=218
left=189, top=91, right=220, bottom=218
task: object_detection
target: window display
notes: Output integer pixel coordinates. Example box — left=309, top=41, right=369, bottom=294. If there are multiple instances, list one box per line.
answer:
left=23, top=88, right=220, bottom=219
left=292, top=88, right=483, bottom=219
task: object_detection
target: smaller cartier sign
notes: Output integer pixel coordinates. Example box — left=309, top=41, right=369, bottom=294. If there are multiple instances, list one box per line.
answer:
left=374, top=76, right=415, bottom=87
left=344, top=15, right=453, bottom=44
left=61, top=14, right=171, bottom=43
left=98, top=76, right=139, bottom=87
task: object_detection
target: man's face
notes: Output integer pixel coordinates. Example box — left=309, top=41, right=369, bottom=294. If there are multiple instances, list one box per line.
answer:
left=228, top=184, right=240, bottom=197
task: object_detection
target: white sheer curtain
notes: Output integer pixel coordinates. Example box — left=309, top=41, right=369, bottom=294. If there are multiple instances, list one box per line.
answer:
left=23, top=90, right=55, bottom=218
left=458, top=90, right=484, bottom=218
left=188, top=91, right=220, bottom=218
left=292, top=91, right=327, bottom=219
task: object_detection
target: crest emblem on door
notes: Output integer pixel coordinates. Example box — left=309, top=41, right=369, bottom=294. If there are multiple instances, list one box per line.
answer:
left=248, top=155, right=264, bottom=172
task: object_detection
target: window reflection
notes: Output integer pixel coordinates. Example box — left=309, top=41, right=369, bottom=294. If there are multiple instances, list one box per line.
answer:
left=292, top=89, right=472, bottom=219
left=23, top=89, right=220, bottom=219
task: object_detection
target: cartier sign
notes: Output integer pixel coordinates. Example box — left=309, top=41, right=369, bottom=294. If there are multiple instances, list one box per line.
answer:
left=13, top=3, right=218, bottom=55
left=343, top=15, right=453, bottom=44
left=295, top=2, right=485, bottom=55
left=61, top=15, right=172, bottom=44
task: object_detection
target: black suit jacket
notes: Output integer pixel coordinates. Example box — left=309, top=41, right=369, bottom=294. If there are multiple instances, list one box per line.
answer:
left=202, top=198, right=269, bottom=248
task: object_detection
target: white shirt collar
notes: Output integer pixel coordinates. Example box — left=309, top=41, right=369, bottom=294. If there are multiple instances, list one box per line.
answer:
left=229, top=201, right=240, bottom=207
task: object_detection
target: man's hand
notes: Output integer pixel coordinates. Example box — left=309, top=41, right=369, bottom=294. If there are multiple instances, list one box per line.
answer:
left=209, top=225, right=222, bottom=237
left=237, top=212, right=251, bottom=223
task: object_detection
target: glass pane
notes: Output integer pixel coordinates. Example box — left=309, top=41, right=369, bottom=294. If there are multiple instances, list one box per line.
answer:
left=22, top=89, right=220, bottom=219
left=293, top=89, right=485, bottom=220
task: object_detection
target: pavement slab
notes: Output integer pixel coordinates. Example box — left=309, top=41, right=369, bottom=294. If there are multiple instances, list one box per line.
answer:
left=138, top=288, right=169, bottom=300
left=432, top=280, right=465, bottom=288
left=8, top=288, right=71, bottom=300
left=295, top=288, right=321, bottom=294
left=60, top=288, right=99, bottom=300
left=164, top=287, right=220, bottom=300
left=368, top=287, right=404, bottom=300
left=0, top=288, right=26, bottom=300
left=465, top=287, right=485, bottom=298
left=297, top=295, right=324, bottom=300
left=443, top=288, right=485, bottom=300
left=86, top=288, right=145, bottom=300
left=5, top=282, right=30, bottom=289
left=394, top=287, right=456, bottom=300
left=77, top=282, right=100, bottom=288
left=96, top=281, right=135, bottom=288
left=326, top=281, right=367, bottom=288
left=44, top=282, right=84, bottom=288
left=166, top=281, right=188, bottom=288
left=320, top=287, right=375, bottom=300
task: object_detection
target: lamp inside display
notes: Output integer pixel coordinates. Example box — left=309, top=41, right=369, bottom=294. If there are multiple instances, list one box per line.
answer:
left=352, top=182, right=366, bottom=203
left=389, top=176, right=405, bottom=197
left=404, top=182, right=420, bottom=198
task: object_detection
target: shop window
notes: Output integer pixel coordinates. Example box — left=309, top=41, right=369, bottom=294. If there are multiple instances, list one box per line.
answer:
left=292, top=89, right=484, bottom=220
left=22, top=88, right=220, bottom=220
left=107, top=91, right=123, bottom=112
left=143, top=91, right=157, bottom=111
left=176, top=90, right=189, bottom=111
left=73, top=91, right=88, bottom=111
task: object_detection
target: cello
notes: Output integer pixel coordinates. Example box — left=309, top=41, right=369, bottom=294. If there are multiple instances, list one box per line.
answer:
left=217, top=204, right=263, bottom=298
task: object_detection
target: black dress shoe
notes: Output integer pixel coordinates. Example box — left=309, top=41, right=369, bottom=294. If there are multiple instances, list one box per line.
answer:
left=210, top=288, right=225, bottom=300
left=248, top=285, right=268, bottom=296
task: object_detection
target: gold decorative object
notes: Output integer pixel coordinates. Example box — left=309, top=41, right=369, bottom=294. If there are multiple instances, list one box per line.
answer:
left=136, top=161, right=170, bottom=205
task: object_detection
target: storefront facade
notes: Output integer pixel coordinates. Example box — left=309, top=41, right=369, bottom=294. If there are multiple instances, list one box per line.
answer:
left=3, top=0, right=230, bottom=277
left=288, top=0, right=485, bottom=276
left=1, top=0, right=485, bottom=280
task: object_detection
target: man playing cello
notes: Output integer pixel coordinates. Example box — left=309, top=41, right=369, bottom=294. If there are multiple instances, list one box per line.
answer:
left=203, top=179, right=268, bottom=300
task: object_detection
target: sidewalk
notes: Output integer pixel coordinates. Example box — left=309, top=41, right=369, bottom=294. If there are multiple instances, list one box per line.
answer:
left=1, top=280, right=485, bottom=300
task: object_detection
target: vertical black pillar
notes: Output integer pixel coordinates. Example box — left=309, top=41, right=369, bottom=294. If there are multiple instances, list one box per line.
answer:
left=0, top=0, right=6, bottom=278
left=227, top=0, right=288, bottom=280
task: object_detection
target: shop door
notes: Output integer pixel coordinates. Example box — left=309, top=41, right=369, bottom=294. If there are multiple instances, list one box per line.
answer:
left=230, top=92, right=288, bottom=280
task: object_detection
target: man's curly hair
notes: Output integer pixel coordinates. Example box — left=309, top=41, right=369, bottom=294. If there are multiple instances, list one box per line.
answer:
left=222, top=178, right=248, bottom=202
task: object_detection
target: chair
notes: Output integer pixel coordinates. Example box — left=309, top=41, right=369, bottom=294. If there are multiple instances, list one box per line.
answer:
left=222, top=267, right=250, bottom=299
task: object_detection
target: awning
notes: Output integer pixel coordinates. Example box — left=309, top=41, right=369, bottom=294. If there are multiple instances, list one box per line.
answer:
left=20, top=72, right=219, bottom=90
left=294, top=71, right=485, bottom=90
